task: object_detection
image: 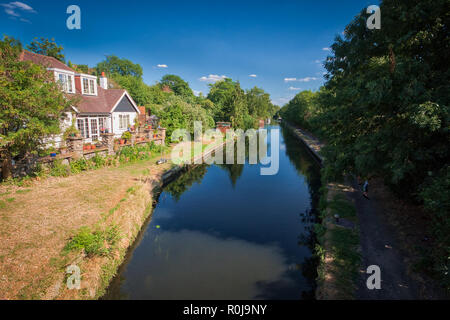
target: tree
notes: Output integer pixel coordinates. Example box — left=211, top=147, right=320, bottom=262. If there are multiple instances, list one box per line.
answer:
left=27, top=37, right=65, bottom=62
left=96, top=55, right=143, bottom=78
left=160, top=75, right=193, bottom=98
left=309, top=0, right=449, bottom=285
left=0, top=36, right=74, bottom=180
left=280, top=90, right=318, bottom=130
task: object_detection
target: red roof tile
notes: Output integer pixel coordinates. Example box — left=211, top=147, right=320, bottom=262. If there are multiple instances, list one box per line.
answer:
left=20, top=50, right=136, bottom=114
left=20, top=50, right=75, bottom=72
left=74, top=87, right=126, bottom=114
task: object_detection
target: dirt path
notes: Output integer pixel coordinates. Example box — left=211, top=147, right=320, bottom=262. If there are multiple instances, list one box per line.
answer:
left=346, top=178, right=423, bottom=299
left=284, top=121, right=446, bottom=300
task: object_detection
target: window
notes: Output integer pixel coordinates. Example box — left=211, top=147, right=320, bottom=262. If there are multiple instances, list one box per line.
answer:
left=89, top=79, right=95, bottom=94
left=58, top=73, right=74, bottom=93
left=82, top=77, right=96, bottom=95
left=90, top=119, right=98, bottom=141
left=77, top=118, right=90, bottom=138
left=99, top=117, right=109, bottom=133
left=119, top=114, right=130, bottom=129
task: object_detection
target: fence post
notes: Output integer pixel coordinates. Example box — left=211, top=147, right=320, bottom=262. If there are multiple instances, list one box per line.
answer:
left=101, top=133, right=115, bottom=155
left=68, top=136, right=84, bottom=159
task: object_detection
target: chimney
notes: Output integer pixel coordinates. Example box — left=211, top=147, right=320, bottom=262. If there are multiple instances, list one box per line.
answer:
left=99, top=72, right=108, bottom=90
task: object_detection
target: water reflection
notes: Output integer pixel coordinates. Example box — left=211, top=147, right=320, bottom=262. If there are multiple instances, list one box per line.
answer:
left=103, top=125, right=321, bottom=300
left=111, top=230, right=295, bottom=300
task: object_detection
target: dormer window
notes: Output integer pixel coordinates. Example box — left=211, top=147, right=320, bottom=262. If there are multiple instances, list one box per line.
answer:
left=81, top=76, right=97, bottom=95
left=57, top=73, right=74, bottom=93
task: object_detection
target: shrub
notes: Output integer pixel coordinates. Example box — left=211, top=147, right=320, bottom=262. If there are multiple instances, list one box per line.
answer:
left=64, top=225, right=122, bottom=257
left=121, top=131, right=132, bottom=140
left=49, top=159, right=71, bottom=177
left=420, top=166, right=450, bottom=291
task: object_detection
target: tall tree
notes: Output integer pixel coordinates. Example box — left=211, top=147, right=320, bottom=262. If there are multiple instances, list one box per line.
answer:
left=160, top=74, right=193, bottom=98
left=0, top=36, right=74, bottom=180
left=96, top=55, right=143, bottom=78
left=27, top=37, right=65, bottom=62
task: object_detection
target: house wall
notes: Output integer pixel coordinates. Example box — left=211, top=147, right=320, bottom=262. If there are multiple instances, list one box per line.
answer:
left=44, top=112, right=74, bottom=148
left=112, top=112, right=138, bottom=138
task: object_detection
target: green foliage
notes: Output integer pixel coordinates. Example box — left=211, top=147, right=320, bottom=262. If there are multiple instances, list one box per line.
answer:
left=420, top=166, right=450, bottom=290
left=280, top=90, right=319, bottom=131
left=49, top=160, right=71, bottom=177
left=121, top=131, right=132, bottom=140
left=27, top=37, right=65, bottom=62
left=64, top=225, right=121, bottom=257
left=0, top=36, right=74, bottom=170
left=69, top=158, right=90, bottom=174
left=160, top=74, right=194, bottom=98
left=96, top=55, right=143, bottom=78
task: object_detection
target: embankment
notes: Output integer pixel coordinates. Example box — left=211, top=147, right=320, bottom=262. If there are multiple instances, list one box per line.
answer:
left=282, top=121, right=361, bottom=300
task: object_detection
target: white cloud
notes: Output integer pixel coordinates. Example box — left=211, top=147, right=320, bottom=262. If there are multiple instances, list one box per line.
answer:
left=314, top=59, right=322, bottom=64
left=1, top=1, right=36, bottom=21
left=199, top=74, right=227, bottom=83
left=157, top=64, right=168, bottom=68
left=249, top=74, right=257, bottom=78
left=298, top=77, right=318, bottom=82
left=322, top=47, right=331, bottom=51
left=284, top=77, right=318, bottom=83
left=288, top=87, right=301, bottom=91
left=193, top=90, right=202, bottom=97
left=11, top=1, right=35, bottom=12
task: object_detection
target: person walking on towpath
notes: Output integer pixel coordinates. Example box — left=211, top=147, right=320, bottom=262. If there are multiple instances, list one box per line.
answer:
left=362, top=179, right=369, bottom=200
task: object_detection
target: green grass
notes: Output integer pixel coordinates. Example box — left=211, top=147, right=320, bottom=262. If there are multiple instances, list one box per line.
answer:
left=16, top=189, right=32, bottom=194
left=327, top=194, right=357, bottom=221
left=63, top=225, right=122, bottom=257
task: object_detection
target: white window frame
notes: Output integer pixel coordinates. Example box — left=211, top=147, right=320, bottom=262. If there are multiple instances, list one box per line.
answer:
left=80, top=75, right=98, bottom=96
left=56, top=72, right=75, bottom=93
left=119, top=114, right=131, bottom=130
left=77, top=116, right=111, bottom=140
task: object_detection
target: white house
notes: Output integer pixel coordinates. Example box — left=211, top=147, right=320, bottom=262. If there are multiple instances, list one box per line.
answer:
left=20, top=50, right=140, bottom=144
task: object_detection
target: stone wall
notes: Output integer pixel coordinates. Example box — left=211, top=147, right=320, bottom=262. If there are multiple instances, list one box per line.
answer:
left=2, top=128, right=166, bottom=179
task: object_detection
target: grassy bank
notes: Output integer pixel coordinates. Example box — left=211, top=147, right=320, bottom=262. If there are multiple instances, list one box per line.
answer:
left=282, top=121, right=361, bottom=299
left=0, top=137, right=227, bottom=300
left=315, top=179, right=361, bottom=299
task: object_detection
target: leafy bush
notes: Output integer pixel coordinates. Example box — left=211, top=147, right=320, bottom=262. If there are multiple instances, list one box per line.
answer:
left=121, top=131, right=132, bottom=140
left=49, top=159, right=71, bottom=177
left=420, top=166, right=450, bottom=290
left=70, top=158, right=89, bottom=174
left=64, top=225, right=122, bottom=257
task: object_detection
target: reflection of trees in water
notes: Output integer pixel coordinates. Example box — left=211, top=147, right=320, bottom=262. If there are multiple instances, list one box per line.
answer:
left=217, top=163, right=244, bottom=187
left=281, top=125, right=322, bottom=208
left=164, top=165, right=208, bottom=201
left=280, top=125, right=322, bottom=300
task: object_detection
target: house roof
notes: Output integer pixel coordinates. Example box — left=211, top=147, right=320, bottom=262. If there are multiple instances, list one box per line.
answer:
left=20, top=50, right=139, bottom=115
left=74, top=87, right=127, bottom=114
left=20, top=50, right=75, bottom=72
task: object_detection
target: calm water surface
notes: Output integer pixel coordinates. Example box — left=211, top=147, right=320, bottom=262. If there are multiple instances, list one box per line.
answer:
left=104, top=125, right=321, bottom=300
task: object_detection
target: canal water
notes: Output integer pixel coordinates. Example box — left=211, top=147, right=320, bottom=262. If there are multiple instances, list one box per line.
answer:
left=104, top=125, right=322, bottom=300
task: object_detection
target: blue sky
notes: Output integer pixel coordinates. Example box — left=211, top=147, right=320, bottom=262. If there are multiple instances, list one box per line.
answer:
left=0, top=0, right=377, bottom=106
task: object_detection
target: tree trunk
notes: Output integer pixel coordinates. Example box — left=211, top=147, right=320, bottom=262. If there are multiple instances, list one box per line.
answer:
left=1, top=151, right=12, bottom=181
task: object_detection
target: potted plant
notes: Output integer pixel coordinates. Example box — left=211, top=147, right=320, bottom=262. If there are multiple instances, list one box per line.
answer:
left=122, top=131, right=132, bottom=144
left=63, top=119, right=80, bottom=140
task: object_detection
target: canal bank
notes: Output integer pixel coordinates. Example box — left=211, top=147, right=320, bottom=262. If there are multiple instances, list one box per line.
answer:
left=102, top=125, right=322, bottom=300
left=282, top=121, right=361, bottom=300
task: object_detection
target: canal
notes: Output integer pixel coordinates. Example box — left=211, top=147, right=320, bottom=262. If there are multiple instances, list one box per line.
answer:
left=104, top=125, right=322, bottom=300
